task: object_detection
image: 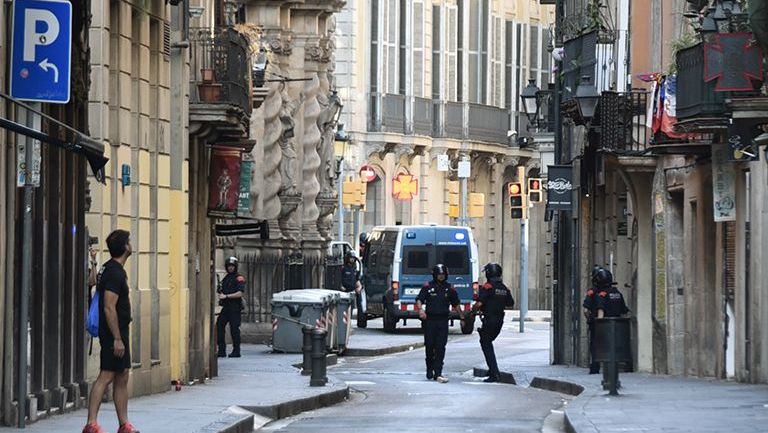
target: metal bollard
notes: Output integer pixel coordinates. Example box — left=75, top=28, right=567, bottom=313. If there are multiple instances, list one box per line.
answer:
left=310, top=328, right=328, bottom=386
left=301, top=326, right=313, bottom=376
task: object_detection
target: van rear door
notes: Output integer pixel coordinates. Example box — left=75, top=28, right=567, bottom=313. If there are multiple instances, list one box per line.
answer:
left=435, top=229, right=474, bottom=304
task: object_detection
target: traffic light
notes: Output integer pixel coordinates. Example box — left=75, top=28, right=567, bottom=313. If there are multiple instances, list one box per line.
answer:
left=508, top=182, right=526, bottom=219
left=448, top=181, right=459, bottom=218
left=528, top=178, right=542, bottom=203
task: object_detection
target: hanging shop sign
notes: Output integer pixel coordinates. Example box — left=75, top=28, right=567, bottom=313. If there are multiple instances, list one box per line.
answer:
left=711, top=144, right=737, bottom=222
left=208, top=146, right=242, bottom=218
left=546, top=165, right=573, bottom=211
left=237, top=159, right=253, bottom=216
left=392, top=173, right=418, bottom=201
left=359, top=164, right=378, bottom=182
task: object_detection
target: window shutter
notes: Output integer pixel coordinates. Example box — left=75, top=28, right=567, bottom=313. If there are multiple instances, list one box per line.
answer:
left=413, top=1, right=424, bottom=97
left=447, top=5, right=458, bottom=101
left=432, top=5, right=441, bottom=99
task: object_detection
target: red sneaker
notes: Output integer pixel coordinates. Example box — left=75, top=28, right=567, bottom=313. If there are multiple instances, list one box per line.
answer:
left=82, top=422, right=105, bottom=433
left=117, top=422, right=140, bottom=433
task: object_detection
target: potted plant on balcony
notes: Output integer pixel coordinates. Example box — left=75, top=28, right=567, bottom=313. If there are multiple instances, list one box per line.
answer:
left=198, top=68, right=222, bottom=103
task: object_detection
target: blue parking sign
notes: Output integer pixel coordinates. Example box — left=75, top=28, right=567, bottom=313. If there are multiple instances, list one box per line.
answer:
left=10, top=0, right=72, bottom=104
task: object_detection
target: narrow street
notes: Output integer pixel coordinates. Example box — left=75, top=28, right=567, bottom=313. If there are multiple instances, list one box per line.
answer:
left=260, top=319, right=570, bottom=433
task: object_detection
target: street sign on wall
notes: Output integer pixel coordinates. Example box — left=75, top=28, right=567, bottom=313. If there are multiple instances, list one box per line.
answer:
left=10, top=0, right=72, bottom=103
left=546, top=165, right=573, bottom=211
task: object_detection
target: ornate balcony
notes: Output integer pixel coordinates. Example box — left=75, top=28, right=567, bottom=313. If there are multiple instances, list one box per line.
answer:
left=675, top=43, right=727, bottom=129
left=368, top=93, right=511, bottom=145
left=189, top=26, right=252, bottom=142
left=595, top=90, right=649, bottom=155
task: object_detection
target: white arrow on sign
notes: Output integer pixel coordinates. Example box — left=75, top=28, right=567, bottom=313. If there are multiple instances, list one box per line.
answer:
left=38, top=58, right=59, bottom=83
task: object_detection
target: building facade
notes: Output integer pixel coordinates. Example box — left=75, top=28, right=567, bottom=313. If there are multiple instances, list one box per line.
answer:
left=555, top=0, right=768, bottom=384
left=86, top=0, right=190, bottom=398
left=334, top=0, right=556, bottom=308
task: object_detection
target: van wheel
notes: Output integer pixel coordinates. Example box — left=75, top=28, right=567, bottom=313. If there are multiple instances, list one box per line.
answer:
left=383, top=307, right=397, bottom=333
left=461, top=315, right=475, bottom=334
left=357, top=315, right=368, bottom=328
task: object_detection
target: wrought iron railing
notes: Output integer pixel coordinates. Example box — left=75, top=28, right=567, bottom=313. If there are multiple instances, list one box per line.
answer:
left=368, top=94, right=511, bottom=144
left=596, top=90, right=649, bottom=154
left=562, top=30, right=630, bottom=102
left=675, top=43, right=727, bottom=120
left=189, top=26, right=252, bottom=117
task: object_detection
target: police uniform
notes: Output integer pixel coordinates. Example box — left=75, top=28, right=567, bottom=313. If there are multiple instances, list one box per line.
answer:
left=477, top=281, right=514, bottom=381
left=583, top=287, right=605, bottom=374
left=416, top=280, right=460, bottom=380
left=340, top=262, right=364, bottom=319
left=595, top=286, right=629, bottom=318
left=217, top=272, right=246, bottom=357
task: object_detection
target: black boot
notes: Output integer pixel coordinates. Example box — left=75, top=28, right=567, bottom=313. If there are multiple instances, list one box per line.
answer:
left=217, top=346, right=227, bottom=358
left=228, top=345, right=241, bottom=358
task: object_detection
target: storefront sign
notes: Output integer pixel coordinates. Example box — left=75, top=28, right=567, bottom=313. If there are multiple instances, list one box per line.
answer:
left=392, top=173, right=418, bottom=201
left=546, top=165, right=573, bottom=211
left=712, top=144, right=736, bottom=222
left=208, top=146, right=242, bottom=218
left=237, top=159, right=253, bottom=216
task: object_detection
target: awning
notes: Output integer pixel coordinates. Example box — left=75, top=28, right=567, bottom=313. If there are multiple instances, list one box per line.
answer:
left=0, top=93, right=108, bottom=181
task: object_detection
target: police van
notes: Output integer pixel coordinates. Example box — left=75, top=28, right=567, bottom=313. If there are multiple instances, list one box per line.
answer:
left=359, top=224, right=479, bottom=333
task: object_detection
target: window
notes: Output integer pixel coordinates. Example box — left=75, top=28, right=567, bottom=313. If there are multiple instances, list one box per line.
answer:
left=412, top=1, right=425, bottom=97
left=399, top=0, right=407, bottom=95
left=446, top=4, right=458, bottom=101
left=403, top=247, right=432, bottom=274
left=437, top=246, right=470, bottom=275
left=505, top=20, right=515, bottom=110
left=490, top=16, right=504, bottom=107
left=382, top=0, right=399, bottom=94
left=468, top=0, right=489, bottom=104
left=370, top=0, right=379, bottom=93
left=432, top=5, right=441, bottom=99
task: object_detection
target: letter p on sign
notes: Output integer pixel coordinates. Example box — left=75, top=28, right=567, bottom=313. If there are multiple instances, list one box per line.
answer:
left=24, top=9, right=59, bottom=62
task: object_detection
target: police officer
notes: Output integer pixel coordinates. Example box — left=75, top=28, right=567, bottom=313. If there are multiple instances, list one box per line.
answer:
left=583, top=265, right=604, bottom=374
left=217, top=256, right=245, bottom=358
left=594, top=269, right=629, bottom=319
left=415, top=264, right=464, bottom=383
left=473, top=263, right=515, bottom=383
left=340, top=252, right=365, bottom=326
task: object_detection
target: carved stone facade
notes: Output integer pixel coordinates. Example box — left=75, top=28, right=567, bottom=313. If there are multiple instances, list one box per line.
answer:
left=227, top=1, right=346, bottom=308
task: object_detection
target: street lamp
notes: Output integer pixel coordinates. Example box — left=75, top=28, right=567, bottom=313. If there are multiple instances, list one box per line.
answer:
left=521, top=79, right=554, bottom=131
left=521, top=79, right=540, bottom=124
left=575, top=75, right=600, bottom=121
left=334, top=124, right=350, bottom=243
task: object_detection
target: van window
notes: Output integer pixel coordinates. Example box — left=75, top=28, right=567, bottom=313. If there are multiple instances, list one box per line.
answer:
left=437, top=245, right=469, bottom=275
left=402, top=246, right=432, bottom=274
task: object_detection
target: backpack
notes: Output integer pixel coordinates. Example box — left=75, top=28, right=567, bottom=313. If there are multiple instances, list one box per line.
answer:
left=86, top=290, right=100, bottom=338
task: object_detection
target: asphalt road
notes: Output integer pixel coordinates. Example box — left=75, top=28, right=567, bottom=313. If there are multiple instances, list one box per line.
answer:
left=259, top=318, right=569, bottom=433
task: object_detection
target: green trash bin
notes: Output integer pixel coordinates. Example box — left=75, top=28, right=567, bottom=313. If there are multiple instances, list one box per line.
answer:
left=271, top=290, right=332, bottom=353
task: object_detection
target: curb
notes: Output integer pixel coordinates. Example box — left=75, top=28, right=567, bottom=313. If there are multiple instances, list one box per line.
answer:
left=196, top=406, right=254, bottom=433
left=472, top=367, right=516, bottom=385
left=292, top=353, right=339, bottom=370
left=342, top=342, right=425, bottom=357
left=244, top=386, right=350, bottom=420
left=529, top=376, right=584, bottom=396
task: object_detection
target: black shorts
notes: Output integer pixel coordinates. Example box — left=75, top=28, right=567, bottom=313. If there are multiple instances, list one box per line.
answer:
left=99, top=330, right=131, bottom=372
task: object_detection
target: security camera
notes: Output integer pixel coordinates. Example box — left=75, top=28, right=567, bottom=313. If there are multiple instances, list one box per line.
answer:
left=507, top=129, right=518, bottom=138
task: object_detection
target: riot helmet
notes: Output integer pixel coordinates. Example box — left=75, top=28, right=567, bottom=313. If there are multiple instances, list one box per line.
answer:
left=591, top=265, right=603, bottom=287
left=344, top=251, right=357, bottom=266
left=225, top=256, right=239, bottom=272
left=594, top=268, right=613, bottom=288
left=483, top=262, right=503, bottom=281
left=432, top=264, right=449, bottom=282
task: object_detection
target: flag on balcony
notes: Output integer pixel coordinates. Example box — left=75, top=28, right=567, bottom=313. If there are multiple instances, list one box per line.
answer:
left=645, top=75, right=687, bottom=139
left=660, top=76, right=687, bottom=139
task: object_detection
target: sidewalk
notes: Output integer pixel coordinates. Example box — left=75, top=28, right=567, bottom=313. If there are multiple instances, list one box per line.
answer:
left=473, top=317, right=768, bottom=433
left=1, top=345, right=348, bottom=433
